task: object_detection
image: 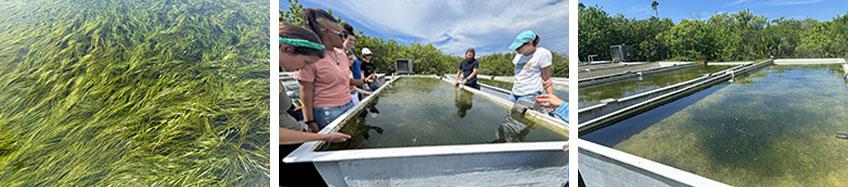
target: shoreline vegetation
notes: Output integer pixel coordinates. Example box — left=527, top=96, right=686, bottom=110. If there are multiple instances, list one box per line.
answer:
left=579, top=3, right=848, bottom=63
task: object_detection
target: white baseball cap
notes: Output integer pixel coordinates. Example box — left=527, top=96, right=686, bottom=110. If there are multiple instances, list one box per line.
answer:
left=361, top=48, right=373, bottom=55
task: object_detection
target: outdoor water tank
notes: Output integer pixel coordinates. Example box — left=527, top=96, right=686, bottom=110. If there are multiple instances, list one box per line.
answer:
left=395, top=58, right=414, bottom=74
left=610, top=45, right=634, bottom=63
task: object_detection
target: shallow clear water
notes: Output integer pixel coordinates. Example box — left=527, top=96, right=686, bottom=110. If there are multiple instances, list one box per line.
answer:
left=320, top=77, right=566, bottom=151
left=0, top=0, right=268, bottom=185
left=583, top=65, right=848, bottom=186
left=579, top=65, right=728, bottom=108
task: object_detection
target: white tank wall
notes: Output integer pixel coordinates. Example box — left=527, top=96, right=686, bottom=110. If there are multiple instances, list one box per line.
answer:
left=317, top=149, right=568, bottom=187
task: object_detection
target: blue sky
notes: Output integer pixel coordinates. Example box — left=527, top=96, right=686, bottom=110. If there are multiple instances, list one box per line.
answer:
left=581, top=0, right=848, bottom=22
left=282, top=0, right=568, bottom=56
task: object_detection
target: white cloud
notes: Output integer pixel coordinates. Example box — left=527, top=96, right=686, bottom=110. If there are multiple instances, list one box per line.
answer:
left=303, top=0, right=568, bottom=56
left=727, top=0, right=824, bottom=6
left=727, top=0, right=753, bottom=7
left=766, top=0, right=823, bottom=5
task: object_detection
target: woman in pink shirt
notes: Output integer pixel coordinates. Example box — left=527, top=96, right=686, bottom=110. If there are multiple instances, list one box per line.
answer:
left=296, top=9, right=368, bottom=132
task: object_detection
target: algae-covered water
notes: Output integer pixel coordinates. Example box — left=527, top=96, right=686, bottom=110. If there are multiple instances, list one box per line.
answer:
left=0, top=0, right=269, bottom=185
left=583, top=65, right=848, bottom=186
left=320, top=77, right=566, bottom=151
left=579, top=65, right=727, bottom=108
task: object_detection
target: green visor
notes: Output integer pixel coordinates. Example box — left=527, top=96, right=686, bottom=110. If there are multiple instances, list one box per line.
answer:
left=279, top=38, right=325, bottom=52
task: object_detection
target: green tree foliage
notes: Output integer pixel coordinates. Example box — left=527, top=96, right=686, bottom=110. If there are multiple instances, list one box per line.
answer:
left=626, top=18, right=674, bottom=61
left=659, top=20, right=717, bottom=61
left=578, top=4, right=673, bottom=62
left=579, top=3, right=848, bottom=62
left=762, top=18, right=818, bottom=57
left=552, top=55, right=569, bottom=77
left=281, top=0, right=305, bottom=25
left=704, top=10, right=769, bottom=61
left=282, top=0, right=568, bottom=77
left=797, top=14, right=848, bottom=57
left=477, top=52, right=568, bottom=78
left=578, top=4, right=614, bottom=61
left=477, top=53, right=515, bottom=77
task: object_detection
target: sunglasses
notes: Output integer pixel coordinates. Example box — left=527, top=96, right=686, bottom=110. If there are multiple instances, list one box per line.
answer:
left=327, top=28, right=350, bottom=39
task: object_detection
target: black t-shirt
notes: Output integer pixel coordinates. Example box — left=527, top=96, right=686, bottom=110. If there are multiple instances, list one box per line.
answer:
left=459, top=58, right=479, bottom=85
left=361, top=61, right=377, bottom=76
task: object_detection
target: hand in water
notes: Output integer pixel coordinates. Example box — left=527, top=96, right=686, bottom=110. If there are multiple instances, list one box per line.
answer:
left=321, top=132, right=351, bottom=142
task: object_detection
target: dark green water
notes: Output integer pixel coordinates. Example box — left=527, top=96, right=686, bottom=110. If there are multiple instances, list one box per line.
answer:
left=583, top=65, right=848, bottom=186
left=0, top=0, right=268, bottom=185
left=579, top=65, right=727, bottom=108
left=320, top=77, right=566, bottom=151
left=478, top=78, right=568, bottom=100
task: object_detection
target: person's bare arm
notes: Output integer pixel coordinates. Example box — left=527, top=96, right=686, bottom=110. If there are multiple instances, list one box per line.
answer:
left=299, top=81, right=318, bottom=132
left=281, top=128, right=351, bottom=144
left=541, top=66, right=554, bottom=95
left=367, top=73, right=377, bottom=82
left=350, top=78, right=366, bottom=86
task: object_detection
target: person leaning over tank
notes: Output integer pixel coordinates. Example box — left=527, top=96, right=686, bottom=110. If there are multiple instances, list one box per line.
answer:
left=296, top=9, right=369, bottom=132
left=279, top=22, right=351, bottom=187
left=454, top=48, right=480, bottom=90
left=340, top=23, right=374, bottom=105
left=360, top=47, right=379, bottom=91
left=508, top=30, right=555, bottom=103
left=279, top=23, right=350, bottom=145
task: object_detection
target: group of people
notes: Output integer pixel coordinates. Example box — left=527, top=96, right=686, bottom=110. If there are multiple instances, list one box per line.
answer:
left=453, top=30, right=568, bottom=122
left=280, top=8, right=568, bottom=186
left=279, top=8, right=380, bottom=186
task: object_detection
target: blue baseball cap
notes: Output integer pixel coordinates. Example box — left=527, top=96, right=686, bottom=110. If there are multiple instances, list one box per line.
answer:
left=509, top=30, right=537, bottom=51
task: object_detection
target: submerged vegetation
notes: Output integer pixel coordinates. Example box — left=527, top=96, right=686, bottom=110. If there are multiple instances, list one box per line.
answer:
left=579, top=65, right=728, bottom=107
left=0, top=0, right=269, bottom=185
left=597, top=65, right=848, bottom=186
left=319, top=77, right=565, bottom=151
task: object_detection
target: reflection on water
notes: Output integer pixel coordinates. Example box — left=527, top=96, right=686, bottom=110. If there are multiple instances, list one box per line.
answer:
left=320, top=77, right=564, bottom=151
left=455, top=87, right=474, bottom=118
left=584, top=65, right=848, bottom=186
left=579, top=65, right=727, bottom=108
left=494, top=112, right=546, bottom=143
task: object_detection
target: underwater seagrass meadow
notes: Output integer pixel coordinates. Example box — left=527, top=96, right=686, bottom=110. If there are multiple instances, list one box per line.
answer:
left=0, top=0, right=270, bottom=186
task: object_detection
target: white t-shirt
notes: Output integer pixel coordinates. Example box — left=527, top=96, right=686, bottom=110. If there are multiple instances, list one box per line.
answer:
left=511, top=47, right=552, bottom=96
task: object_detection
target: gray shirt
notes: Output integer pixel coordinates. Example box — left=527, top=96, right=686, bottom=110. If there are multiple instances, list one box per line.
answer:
left=281, top=85, right=305, bottom=131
